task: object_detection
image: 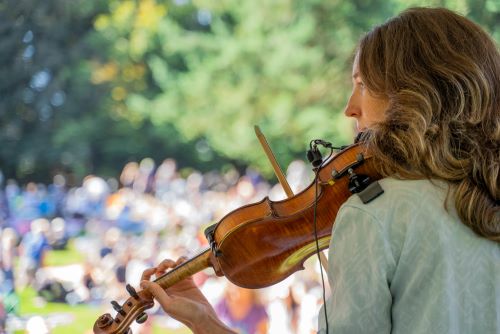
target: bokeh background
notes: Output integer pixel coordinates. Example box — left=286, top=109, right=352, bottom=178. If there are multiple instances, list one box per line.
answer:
left=0, top=0, right=499, bottom=333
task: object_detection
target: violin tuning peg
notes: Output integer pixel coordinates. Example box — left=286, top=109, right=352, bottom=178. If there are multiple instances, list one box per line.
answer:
left=111, top=300, right=120, bottom=310
left=136, top=312, right=148, bottom=324
left=111, top=300, right=126, bottom=316
left=126, top=283, right=139, bottom=299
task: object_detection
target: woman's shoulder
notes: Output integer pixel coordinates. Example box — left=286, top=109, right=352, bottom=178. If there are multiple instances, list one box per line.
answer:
left=338, top=177, right=457, bottom=236
left=378, top=177, right=448, bottom=199
left=344, top=177, right=449, bottom=212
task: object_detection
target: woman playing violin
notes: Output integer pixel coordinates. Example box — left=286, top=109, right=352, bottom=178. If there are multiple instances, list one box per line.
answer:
left=140, top=7, right=500, bottom=334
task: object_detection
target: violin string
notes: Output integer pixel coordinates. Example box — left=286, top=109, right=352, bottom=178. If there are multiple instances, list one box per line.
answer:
left=313, top=167, right=329, bottom=333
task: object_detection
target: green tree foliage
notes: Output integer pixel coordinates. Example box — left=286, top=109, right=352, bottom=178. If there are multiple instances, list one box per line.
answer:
left=0, top=0, right=223, bottom=183
left=94, top=0, right=500, bottom=177
left=1, top=0, right=499, bottom=182
left=0, top=0, right=109, bottom=182
left=92, top=0, right=363, bottom=176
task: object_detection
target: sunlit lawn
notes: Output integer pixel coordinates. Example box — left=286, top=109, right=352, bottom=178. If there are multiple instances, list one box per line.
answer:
left=16, top=287, right=97, bottom=334
left=44, top=239, right=85, bottom=267
left=13, top=240, right=191, bottom=334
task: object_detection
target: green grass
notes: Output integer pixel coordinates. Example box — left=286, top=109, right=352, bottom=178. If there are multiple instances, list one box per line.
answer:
left=44, top=240, right=85, bottom=267
left=16, top=288, right=98, bottom=334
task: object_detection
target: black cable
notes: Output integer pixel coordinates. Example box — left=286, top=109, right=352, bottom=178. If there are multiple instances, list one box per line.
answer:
left=322, top=148, right=334, bottom=165
left=309, top=139, right=343, bottom=151
left=307, top=138, right=338, bottom=333
left=313, top=168, right=329, bottom=333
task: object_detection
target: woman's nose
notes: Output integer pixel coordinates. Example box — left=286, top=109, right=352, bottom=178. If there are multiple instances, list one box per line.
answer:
left=344, top=94, right=361, bottom=118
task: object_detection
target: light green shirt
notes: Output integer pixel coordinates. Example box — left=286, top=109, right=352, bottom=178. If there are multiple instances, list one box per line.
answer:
left=318, top=178, right=500, bottom=334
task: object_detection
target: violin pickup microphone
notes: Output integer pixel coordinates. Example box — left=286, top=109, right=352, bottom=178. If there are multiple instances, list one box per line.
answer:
left=307, top=139, right=337, bottom=168
left=307, top=147, right=323, bottom=168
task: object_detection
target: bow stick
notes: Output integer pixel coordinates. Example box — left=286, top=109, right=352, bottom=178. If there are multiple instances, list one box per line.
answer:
left=254, top=125, right=329, bottom=271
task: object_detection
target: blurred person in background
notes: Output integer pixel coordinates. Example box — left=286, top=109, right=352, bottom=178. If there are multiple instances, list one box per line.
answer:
left=0, top=228, right=18, bottom=326
left=0, top=228, right=17, bottom=296
left=0, top=296, right=5, bottom=334
left=120, top=162, right=140, bottom=189
left=133, top=158, right=156, bottom=194
left=82, top=175, right=110, bottom=219
left=18, top=219, right=50, bottom=287
left=47, top=218, right=68, bottom=250
left=0, top=171, right=9, bottom=229
left=140, top=7, right=500, bottom=334
left=215, top=282, right=268, bottom=334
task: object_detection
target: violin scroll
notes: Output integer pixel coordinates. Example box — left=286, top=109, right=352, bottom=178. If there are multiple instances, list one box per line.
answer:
left=94, top=250, right=217, bottom=333
left=93, top=287, right=154, bottom=334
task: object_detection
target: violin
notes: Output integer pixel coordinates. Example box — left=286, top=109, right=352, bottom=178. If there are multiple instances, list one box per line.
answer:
left=93, top=142, right=382, bottom=334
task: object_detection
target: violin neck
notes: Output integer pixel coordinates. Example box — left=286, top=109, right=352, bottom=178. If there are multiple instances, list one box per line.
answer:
left=153, top=249, right=213, bottom=289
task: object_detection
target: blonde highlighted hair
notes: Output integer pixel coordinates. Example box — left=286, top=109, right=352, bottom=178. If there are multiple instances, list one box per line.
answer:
left=357, top=7, right=499, bottom=241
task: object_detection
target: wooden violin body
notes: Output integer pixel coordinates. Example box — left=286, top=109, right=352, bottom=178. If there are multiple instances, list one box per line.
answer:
left=93, top=143, right=381, bottom=334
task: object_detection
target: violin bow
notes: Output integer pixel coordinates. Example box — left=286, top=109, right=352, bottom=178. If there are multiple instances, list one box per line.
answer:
left=253, top=125, right=329, bottom=271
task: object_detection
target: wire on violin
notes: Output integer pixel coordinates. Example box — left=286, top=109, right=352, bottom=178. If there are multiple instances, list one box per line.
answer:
left=307, top=138, right=343, bottom=334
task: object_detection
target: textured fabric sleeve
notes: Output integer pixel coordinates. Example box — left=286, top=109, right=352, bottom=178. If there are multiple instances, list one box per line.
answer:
left=317, top=203, right=396, bottom=334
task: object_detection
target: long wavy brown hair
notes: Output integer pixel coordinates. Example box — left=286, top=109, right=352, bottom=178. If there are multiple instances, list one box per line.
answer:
left=357, top=7, right=499, bottom=241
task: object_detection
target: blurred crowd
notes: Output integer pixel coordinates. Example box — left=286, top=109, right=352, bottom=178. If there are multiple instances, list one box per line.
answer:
left=0, top=157, right=328, bottom=334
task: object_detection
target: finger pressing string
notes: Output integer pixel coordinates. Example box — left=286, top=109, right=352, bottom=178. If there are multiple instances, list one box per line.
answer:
left=141, top=280, right=173, bottom=308
left=156, top=257, right=188, bottom=276
left=141, top=267, right=157, bottom=281
left=157, top=259, right=176, bottom=272
left=175, top=256, right=188, bottom=266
